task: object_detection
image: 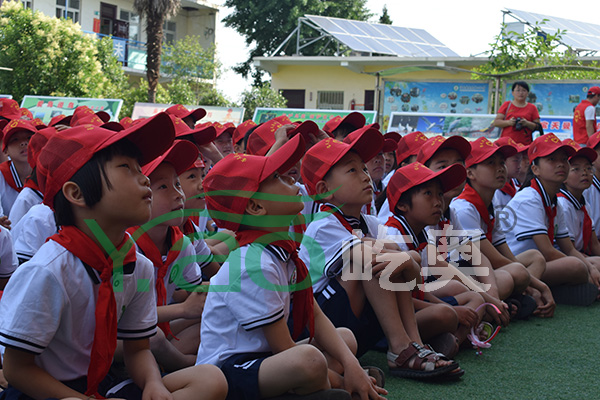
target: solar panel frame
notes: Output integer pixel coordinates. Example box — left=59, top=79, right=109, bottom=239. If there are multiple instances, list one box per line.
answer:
left=304, top=14, right=459, bottom=57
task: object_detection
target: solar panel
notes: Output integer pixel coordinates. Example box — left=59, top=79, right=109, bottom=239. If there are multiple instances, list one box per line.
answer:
left=305, top=15, right=459, bottom=57
left=505, top=9, right=600, bottom=52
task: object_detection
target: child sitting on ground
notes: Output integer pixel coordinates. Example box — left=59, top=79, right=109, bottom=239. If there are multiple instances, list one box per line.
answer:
left=450, top=137, right=554, bottom=318
left=0, top=113, right=227, bottom=399
left=503, top=134, right=599, bottom=306
left=127, top=140, right=206, bottom=372
left=299, top=130, right=460, bottom=380
left=492, top=137, right=529, bottom=211
left=197, top=134, right=385, bottom=399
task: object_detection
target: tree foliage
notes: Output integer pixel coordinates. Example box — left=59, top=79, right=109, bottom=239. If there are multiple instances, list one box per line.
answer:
left=223, top=0, right=372, bottom=83
left=0, top=0, right=127, bottom=102
left=379, top=5, right=392, bottom=25
left=240, top=83, right=287, bottom=120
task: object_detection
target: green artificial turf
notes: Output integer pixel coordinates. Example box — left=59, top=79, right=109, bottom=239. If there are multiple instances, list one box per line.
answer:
left=359, top=302, right=600, bottom=399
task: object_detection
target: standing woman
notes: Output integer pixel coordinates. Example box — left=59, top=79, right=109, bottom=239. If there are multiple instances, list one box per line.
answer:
left=493, top=81, right=541, bottom=145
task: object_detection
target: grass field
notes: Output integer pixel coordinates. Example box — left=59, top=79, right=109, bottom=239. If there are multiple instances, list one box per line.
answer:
left=359, top=302, right=600, bottom=400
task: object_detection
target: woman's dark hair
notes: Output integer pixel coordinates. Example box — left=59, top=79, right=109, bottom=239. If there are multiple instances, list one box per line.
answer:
left=512, top=81, right=530, bottom=93
left=53, top=139, right=142, bottom=227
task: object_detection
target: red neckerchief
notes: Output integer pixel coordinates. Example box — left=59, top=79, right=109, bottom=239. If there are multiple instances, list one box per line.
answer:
left=500, top=179, right=517, bottom=197
left=235, top=230, right=314, bottom=341
left=182, top=218, right=196, bottom=236
left=50, top=225, right=136, bottom=397
left=320, top=204, right=354, bottom=233
left=558, top=189, right=593, bottom=253
left=128, top=226, right=184, bottom=339
left=530, top=178, right=557, bottom=242
left=456, top=183, right=495, bottom=241
left=0, top=161, right=23, bottom=192
left=384, top=215, right=426, bottom=300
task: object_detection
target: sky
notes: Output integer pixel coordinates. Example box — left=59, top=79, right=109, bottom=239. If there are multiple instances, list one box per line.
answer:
left=213, top=0, right=600, bottom=103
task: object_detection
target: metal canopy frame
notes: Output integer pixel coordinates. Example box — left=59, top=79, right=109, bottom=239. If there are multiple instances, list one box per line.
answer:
left=271, top=17, right=345, bottom=57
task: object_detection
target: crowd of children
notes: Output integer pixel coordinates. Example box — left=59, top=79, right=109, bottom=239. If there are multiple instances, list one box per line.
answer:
left=0, top=95, right=599, bottom=399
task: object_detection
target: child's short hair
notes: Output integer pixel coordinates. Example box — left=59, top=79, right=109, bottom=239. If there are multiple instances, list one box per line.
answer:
left=37, top=112, right=175, bottom=211
left=53, top=140, right=143, bottom=226
left=300, top=127, right=383, bottom=195
left=387, top=162, right=466, bottom=214
left=322, top=112, right=365, bottom=137
left=203, top=134, right=305, bottom=231
left=416, top=135, right=470, bottom=166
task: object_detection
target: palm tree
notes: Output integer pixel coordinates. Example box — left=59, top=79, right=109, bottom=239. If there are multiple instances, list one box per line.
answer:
left=133, top=0, right=181, bottom=103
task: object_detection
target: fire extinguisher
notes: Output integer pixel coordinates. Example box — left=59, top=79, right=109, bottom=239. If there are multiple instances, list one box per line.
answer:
left=350, top=99, right=356, bottom=110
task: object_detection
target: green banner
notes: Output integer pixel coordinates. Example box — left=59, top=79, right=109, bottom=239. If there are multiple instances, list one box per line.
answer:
left=20, top=95, right=123, bottom=123
left=253, top=107, right=377, bottom=128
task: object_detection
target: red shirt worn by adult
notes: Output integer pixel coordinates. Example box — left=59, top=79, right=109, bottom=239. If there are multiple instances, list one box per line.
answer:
left=573, top=100, right=596, bottom=145
left=498, top=101, right=540, bottom=145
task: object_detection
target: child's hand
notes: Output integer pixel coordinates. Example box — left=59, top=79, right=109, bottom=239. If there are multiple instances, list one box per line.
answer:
left=341, top=363, right=387, bottom=400
left=454, top=305, right=478, bottom=328
left=589, top=267, right=600, bottom=290
left=142, top=379, right=173, bottom=400
left=532, top=285, right=556, bottom=318
left=181, top=292, right=207, bottom=320
left=0, top=215, right=11, bottom=230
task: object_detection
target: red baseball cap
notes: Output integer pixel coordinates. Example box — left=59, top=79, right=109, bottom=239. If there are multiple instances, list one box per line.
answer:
left=465, top=137, right=517, bottom=168
left=38, top=112, right=176, bottom=210
left=562, top=138, right=597, bottom=163
left=383, top=131, right=402, bottom=143
left=2, top=119, right=38, bottom=151
left=323, top=112, right=366, bottom=135
left=247, top=117, right=318, bottom=156
left=27, top=126, right=56, bottom=169
left=396, top=131, right=428, bottom=163
left=588, top=86, right=600, bottom=96
left=71, top=114, right=124, bottom=131
left=142, top=139, right=199, bottom=177
left=171, top=115, right=216, bottom=146
left=382, top=138, right=398, bottom=153
left=32, top=118, right=46, bottom=129
left=213, top=122, right=236, bottom=138
left=203, top=134, right=306, bottom=231
left=233, top=120, right=257, bottom=145
left=20, top=108, right=33, bottom=120
left=587, top=130, right=600, bottom=149
left=416, top=135, right=471, bottom=165
left=165, top=104, right=206, bottom=123
left=69, top=106, right=110, bottom=127
left=302, top=127, right=383, bottom=195
left=0, top=99, right=22, bottom=120
left=49, top=114, right=72, bottom=127
left=0, top=120, right=7, bottom=132
left=494, top=136, right=529, bottom=154
left=528, top=133, right=576, bottom=161
left=120, top=117, right=134, bottom=129
left=387, top=162, right=467, bottom=212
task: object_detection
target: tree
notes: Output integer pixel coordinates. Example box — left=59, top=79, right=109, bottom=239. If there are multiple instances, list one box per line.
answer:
left=0, top=1, right=127, bottom=102
left=240, top=83, right=287, bottom=120
left=379, top=5, right=392, bottom=25
left=133, top=0, right=181, bottom=103
left=223, top=0, right=372, bottom=83
left=161, top=36, right=230, bottom=106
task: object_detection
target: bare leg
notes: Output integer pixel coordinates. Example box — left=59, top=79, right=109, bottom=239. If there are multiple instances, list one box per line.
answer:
left=170, top=322, right=200, bottom=355
left=497, top=262, right=531, bottom=294
left=163, top=364, right=228, bottom=400
left=541, top=257, right=589, bottom=286
left=150, top=328, right=196, bottom=372
left=516, top=249, right=546, bottom=280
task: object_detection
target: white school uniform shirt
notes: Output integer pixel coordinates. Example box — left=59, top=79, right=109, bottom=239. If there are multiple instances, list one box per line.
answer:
left=557, top=189, right=595, bottom=252
left=0, top=162, right=22, bottom=216
left=184, top=220, right=214, bottom=271
left=583, top=175, right=600, bottom=236
left=502, top=182, right=569, bottom=255
left=12, top=204, right=57, bottom=262
left=299, top=205, right=380, bottom=293
left=8, top=186, right=43, bottom=226
left=377, top=198, right=393, bottom=224
left=449, top=198, right=507, bottom=247
left=0, top=225, right=17, bottom=279
left=134, top=234, right=203, bottom=303
left=382, top=214, right=431, bottom=276
left=196, top=244, right=296, bottom=367
left=0, top=240, right=157, bottom=382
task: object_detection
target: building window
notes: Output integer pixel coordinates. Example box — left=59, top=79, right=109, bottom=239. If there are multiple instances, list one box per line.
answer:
left=120, top=10, right=140, bottom=42
left=317, top=91, right=344, bottom=110
left=281, top=90, right=305, bottom=109
left=21, top=0, right=32, bottom=9
left=56, top=0, right=80, bottom=23
left=163, top=20, right=176, bottom=44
